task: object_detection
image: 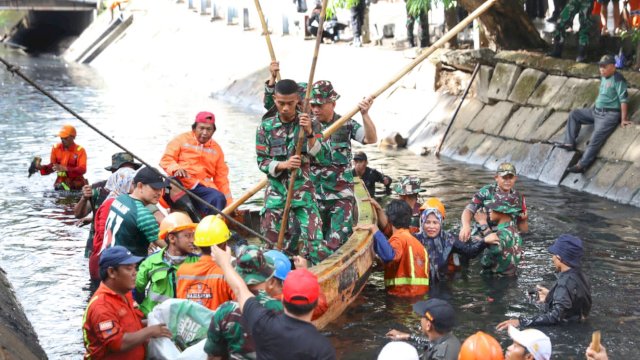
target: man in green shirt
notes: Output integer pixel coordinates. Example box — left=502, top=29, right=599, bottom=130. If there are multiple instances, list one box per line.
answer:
left=552, top=55, right=632, bottom=173
left=104, top=166, right=168, bottom=257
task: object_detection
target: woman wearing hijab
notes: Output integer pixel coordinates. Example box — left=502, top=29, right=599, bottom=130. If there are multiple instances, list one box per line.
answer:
left=88, top=167, right=137, bottom=287
left=414, top=198, right=496, bottom=282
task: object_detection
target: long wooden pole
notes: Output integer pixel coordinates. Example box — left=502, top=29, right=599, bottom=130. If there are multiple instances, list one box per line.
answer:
left=221, top=178, right=268, bottom=215
left=221, top=0, right=498, bottom=214
left=253, top=0, right=280, bottom=81
left=276, top=0, right=330, bottom=250
left=435, top=62, right=481, bottom=156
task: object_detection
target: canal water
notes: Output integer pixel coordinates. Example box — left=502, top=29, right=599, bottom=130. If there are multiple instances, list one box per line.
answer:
left=1, top=47, right=639, bottom=359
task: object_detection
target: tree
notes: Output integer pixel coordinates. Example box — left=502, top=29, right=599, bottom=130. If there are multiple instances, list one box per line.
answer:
left=458, top=0, right=546, bottom=50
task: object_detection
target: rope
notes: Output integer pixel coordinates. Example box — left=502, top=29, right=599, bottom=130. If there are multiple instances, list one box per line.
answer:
left=0, top=55, right=271, bottom=244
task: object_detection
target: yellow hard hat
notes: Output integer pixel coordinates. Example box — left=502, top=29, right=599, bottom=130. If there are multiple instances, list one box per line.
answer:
left=158, top=212, right=197, bottom=240
left=458, top=331, right=504, bottom=360
left=194, top=215, right=230, bottom=247
left=420, top=197, right=446, bottom=219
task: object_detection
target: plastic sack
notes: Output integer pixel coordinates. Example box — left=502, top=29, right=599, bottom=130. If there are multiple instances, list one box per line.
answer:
left=147, top=299, right=214, bottom=360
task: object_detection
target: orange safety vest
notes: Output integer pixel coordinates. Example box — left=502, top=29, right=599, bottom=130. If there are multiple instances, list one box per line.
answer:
left=629, top=0, right=640, bottom=28
left=384, top=228, right=430, bottom=297
left=159, top=132, right=233, bottom=203
left=40, top=142, right=87, bottom=190
left=175, top=255, right=234, bottom=311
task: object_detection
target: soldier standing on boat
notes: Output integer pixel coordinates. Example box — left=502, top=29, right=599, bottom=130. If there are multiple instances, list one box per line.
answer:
left=256, top=79, right=332, bottom=265
left=36, top=124, right=87, bottom=191
left=309, top=80, right=377, bottom=249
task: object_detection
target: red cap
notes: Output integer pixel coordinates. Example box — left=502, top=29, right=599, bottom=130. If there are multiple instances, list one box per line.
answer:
left=283, top=269, right=320, bottom=305
left=195, top=111, right=215, bottom=124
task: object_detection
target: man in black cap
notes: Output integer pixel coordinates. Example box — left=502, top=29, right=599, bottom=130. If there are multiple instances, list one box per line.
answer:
left=551, top=54, right=631, bottom=173
left=386, top=298, right=461, bottom=360
left=497, top=234, right=592, bottom=330
left=74, top=152, right=142, bottom=258
left=351, top=151, right=391, bottom=198
left=102, top=166, right=169, bottom=257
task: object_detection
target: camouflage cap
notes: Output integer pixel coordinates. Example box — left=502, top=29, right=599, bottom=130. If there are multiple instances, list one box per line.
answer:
left=393, top=176, right=426, bottom=195
left=496, top=162, right=517, bottom=177
left=235, top=245, right=275, bottom=285
left=309, top=80, right=340, bottom=105
left=105, top=152, right=142, bottom=172
left=485, top=191, right=522, bottom=216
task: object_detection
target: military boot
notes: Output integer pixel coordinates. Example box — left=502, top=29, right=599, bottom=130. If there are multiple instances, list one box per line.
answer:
left=576, top=45, right=587, bottom=63
left=548, top=39, right=563, bottom=58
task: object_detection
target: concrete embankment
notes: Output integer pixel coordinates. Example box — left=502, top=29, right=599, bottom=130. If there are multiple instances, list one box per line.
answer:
left=0, top=267, right=47, bottom=359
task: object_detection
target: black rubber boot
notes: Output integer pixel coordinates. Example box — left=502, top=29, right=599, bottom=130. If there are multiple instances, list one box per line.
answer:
left=576, top=45, right=587, bottom=63
left=548, top=40, right=563, bottom=58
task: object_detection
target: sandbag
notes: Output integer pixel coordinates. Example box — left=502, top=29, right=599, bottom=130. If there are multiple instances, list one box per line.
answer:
left=147, top=299, right=214, bottom=360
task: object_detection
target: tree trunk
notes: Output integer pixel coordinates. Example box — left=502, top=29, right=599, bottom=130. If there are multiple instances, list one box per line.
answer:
left=458, top=0, right=546, bottom=50
left=444, top=7, right=458, bottom=48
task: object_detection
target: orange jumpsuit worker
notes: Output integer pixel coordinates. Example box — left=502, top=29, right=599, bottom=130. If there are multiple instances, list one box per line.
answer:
left=176, top=216, right=235, bottom=311
left=38, top=124, right=87, bottom=191
left=160, top=111, right=233, bottom=216
left=364, top=199, right=430, bottom=297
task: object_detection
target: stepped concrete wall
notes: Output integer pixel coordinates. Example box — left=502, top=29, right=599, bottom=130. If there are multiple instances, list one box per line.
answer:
left=398, top=49, right=640, bottom=206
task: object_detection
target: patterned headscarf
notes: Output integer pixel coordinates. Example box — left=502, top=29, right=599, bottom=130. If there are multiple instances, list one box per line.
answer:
left=105, top=167, right=136, bottom=200
left=416, top=208, right=456, bottom=282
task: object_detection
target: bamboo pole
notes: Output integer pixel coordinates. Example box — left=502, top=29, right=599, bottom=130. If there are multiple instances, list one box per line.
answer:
left=321, top=0, right=498, bottom=139
left=221, top=178, right=268, bottom=215
left=435, top=62, right=481, bottom=156
left=276, top=0, right=330, bottom=250
left=221, top=0, right=498, bottom=219
left=253, top=0, right=280, bottom=81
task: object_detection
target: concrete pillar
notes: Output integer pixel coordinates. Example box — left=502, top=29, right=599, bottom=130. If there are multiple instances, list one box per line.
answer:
left=211, top=0, right=222, bottom=20
left=282, top=13, right=289, bottom=35
left=200, top=0, right=209, bottom=15
left=188, top=0, right=194, bottom=10
left=228, top=5, right=237, bottom=25
left=243, top=7, right=251, bottom=30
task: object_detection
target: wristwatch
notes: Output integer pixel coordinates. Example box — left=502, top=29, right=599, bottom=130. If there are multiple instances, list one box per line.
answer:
left=479, top=224, right=489, bottom=232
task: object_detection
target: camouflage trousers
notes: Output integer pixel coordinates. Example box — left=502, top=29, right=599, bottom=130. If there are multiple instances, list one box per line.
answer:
left=553, top=0, right=593, bottom=46
left=260, top=205, right=332, bottom=265
left=318, top=197, right=355, bottom=250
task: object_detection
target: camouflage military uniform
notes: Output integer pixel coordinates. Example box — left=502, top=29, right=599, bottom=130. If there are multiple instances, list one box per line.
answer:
left=465, top=186, right=526, bottom=231
left=479, top=192, right=524, bottom=276
left=394, top=176, right=425, bottom=230
left=204, top=246, right=283, bottom=359
left=553, top=0, right=593, bottom=46
left=310, top=81, right=367, bottom=249
left=256, top=112, right=332, bottom=264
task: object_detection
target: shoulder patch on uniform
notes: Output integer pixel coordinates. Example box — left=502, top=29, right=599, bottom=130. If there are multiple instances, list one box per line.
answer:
left=99, top=320, right=114, bottom=331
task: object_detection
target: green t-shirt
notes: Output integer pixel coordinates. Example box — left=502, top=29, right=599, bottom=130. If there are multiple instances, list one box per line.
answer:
left=595, top=72, right=628, bottom=110
left=105, top=194, right=159, bottom=257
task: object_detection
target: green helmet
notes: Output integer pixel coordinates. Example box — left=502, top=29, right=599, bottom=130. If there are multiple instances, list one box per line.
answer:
left=393, top=176, right=426, bottom=195
left=235, top=245, right=275, bottom=285
left=309, top=80, right=340, bottom=105
left=485, top=192, right=522, bottom=216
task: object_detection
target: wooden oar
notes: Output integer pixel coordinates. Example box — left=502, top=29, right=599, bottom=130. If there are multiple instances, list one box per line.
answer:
left=222, top=178, right=268, bottom=215
left=276, top=0, right=330, bottom=250
left=253, top=0, right=280, bottom=82
left=591, top=330, right=601, bottom=352
left=221, top=0, right=498, bottom=219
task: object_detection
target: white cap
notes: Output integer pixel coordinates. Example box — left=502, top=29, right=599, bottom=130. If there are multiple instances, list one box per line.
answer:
left=378, top=341, right=419, bottom=360
left=508, top=326, right=552, bottom=360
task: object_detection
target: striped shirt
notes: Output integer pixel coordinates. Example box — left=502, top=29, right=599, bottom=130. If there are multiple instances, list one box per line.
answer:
left=104, top=194, right=159, bottom=257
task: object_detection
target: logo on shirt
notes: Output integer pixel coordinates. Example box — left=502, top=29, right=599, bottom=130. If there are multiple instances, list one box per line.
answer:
left=99, top=320, right=114, bottom=331
left=185, top=282, right=213, bottom=305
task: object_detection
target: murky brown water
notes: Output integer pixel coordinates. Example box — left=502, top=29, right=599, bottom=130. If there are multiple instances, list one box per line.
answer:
left=1, top=47, right=639, bottom=359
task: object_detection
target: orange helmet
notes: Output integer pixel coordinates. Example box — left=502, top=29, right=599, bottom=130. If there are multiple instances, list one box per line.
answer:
left=159, top=212, right=197, bottom=240
left=420, top=197, right=446, bottom=219
left=458, top=331, right=504, bottom=360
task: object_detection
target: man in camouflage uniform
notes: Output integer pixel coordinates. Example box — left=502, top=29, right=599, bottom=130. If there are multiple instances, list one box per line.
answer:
left=256, top=79, right=332, bottom=265
left=459, top=163, right=528, bottom=241
left=393, top=176, right=426, bottom=231
left=309, top=80, right=377, bottom=249
left=204, top=245, right=284, bottom=359
left=549, top=0, right=594, bottom=62
left=476, top=192, right=524, bottom=276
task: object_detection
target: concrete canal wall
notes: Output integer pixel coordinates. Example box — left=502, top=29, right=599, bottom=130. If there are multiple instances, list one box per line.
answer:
left=393, top=49, right=640, bottom=206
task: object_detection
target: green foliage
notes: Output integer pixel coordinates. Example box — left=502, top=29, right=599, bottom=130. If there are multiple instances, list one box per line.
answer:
left=620, top=28, right=640, bottom=45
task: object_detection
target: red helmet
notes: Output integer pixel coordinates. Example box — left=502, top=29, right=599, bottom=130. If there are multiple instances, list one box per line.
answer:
left=458, top=331, right=504, bottom=360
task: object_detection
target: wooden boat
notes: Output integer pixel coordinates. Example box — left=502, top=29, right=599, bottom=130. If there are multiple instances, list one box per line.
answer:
left=235, top=178, right=377, bottom=329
